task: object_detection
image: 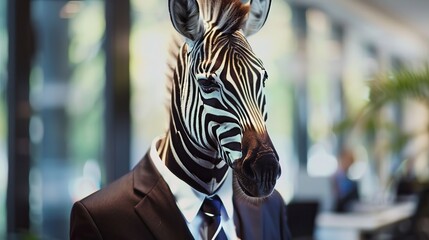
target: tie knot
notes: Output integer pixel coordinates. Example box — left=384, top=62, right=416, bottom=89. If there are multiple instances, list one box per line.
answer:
left=202, top=196, right=222, bottom=217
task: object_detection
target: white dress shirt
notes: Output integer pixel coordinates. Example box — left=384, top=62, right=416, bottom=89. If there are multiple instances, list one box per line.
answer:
left=150, top=137, right=238, bottom=240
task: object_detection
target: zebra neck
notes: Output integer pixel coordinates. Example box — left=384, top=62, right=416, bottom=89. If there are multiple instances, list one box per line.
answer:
left=158, top=120, right=229, bottom=195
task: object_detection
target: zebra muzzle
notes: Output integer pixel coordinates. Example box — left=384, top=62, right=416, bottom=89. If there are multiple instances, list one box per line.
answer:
left=234, top=151, right=281, bottom=198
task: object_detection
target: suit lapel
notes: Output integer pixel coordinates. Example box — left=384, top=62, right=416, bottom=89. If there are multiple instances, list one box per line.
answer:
left=233, top=196, right=263, bottom=240
left=133, top=153, right=193, bottom=240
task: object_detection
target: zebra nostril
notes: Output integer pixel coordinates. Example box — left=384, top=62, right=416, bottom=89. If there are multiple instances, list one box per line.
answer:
left=234, top=151, right=281, bottom=198
left=254, top=153, right=280, bottom=181
left=242, top=160, right=256, bottom=180
left=240, top=152, right=280, bottom=182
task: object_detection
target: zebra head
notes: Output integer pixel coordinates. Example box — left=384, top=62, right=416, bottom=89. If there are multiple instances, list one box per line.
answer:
left=168, top=0, right=279, bottom=198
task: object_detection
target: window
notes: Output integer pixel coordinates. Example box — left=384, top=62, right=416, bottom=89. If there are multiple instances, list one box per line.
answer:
left=0, top=0, right=8, bottom=237
left=29, top=1, right=105, bottom=238
left=130, top=0, right=171, bottom=167
left=305, top=9, right=341, bottom=177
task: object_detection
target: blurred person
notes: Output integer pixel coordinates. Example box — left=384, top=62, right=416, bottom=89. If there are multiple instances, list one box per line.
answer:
left=333, top=149, right=359, bottom=212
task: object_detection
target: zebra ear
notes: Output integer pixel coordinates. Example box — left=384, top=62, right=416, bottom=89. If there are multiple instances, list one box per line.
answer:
left=168, top=0, right=205, bottom=42
left=242, top=0, right=272, bottom=36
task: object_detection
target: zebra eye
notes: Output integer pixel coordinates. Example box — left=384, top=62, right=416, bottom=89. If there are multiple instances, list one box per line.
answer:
left=198, top=76, right=219, bottom=93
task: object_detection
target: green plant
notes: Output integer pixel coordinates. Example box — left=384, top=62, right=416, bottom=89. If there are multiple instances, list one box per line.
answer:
left=369, top=66, right=429, bottom=109
left=335, top=65, right=429, bottom=193
left=336, top=65, right=429, bottom=155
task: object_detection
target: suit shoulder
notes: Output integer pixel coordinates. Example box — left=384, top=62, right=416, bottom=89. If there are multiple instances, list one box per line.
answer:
left=70, top=201, right=103, bottom=240
left=78, top=170, right=139, bottom=212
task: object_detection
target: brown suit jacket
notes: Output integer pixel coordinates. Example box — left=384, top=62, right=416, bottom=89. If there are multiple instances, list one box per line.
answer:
left=70, top=152, right=291, bottom=240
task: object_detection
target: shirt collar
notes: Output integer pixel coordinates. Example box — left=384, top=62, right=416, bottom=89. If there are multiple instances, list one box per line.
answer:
left=150, top=137, right=234, bottom=223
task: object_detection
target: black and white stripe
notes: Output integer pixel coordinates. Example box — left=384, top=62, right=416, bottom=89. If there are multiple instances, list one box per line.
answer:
left=161, top=0, right=273, bottom=195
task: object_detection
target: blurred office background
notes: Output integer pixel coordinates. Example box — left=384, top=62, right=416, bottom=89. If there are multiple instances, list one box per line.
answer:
left=1, top=0, right=429, bottom=239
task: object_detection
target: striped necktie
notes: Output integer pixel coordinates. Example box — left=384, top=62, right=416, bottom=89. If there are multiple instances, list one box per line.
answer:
left=201, top=196, right=228, bottom=240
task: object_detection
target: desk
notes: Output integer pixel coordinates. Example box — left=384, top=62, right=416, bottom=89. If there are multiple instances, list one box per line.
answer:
left=315, top=200, right=416, bottom=240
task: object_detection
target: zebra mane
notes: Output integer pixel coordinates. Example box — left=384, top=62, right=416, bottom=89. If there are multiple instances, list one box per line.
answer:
left=165, top=34, right=183, bottom=114
left=199, top=0, right=250, bottom=34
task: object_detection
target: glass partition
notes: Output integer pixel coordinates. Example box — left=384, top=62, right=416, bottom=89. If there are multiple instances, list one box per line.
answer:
left=0, top=0, right=8, bottom=237
left=305, top=9, right=342, bottom=177
left=130, top=0, right=172, bottom=166
left=30, top=1, right=105, bottom=238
